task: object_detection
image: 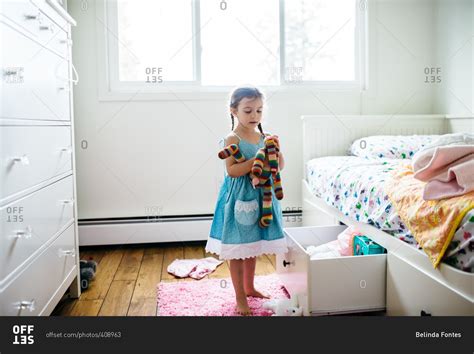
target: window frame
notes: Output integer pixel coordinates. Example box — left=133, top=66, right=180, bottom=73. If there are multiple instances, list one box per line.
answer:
left=96, top=0, right=368, bottom=100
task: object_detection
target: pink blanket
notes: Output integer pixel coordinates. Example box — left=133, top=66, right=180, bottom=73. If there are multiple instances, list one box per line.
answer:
left=413, top=145, right=474, bottom=200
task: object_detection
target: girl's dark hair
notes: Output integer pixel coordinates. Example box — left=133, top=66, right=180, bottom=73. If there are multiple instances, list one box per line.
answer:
left=229, top=86, right=265, bottom=136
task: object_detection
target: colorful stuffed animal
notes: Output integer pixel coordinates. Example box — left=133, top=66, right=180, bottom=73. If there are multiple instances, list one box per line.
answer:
left=263, top=297, right=303, bottom=316
left=251, top=136, right=284, bottom=227
left=218, top=135, right=284, bottom=228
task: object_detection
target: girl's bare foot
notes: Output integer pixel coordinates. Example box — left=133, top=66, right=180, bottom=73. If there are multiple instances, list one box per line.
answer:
left=245, top=288, right=270, bottom=299
left=236, top=296, right=252, bottom=316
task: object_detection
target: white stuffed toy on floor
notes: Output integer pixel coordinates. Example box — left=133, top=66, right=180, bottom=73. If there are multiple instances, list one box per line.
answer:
left=263, top=297, right=303, bottom=316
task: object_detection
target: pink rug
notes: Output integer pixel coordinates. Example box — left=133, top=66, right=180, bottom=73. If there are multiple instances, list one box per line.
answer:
left=157, top=273, right=290, bottom=316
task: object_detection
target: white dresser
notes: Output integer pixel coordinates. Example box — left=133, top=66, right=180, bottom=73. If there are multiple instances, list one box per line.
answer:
left=0, top=0, right=80, bottom=315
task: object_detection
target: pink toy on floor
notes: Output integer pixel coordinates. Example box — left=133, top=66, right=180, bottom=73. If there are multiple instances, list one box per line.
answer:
left=167, top=257, right=223, bottom=280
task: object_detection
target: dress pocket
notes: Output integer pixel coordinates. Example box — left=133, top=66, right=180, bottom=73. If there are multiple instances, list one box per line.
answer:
left=234, top=199, right=259, bottom=225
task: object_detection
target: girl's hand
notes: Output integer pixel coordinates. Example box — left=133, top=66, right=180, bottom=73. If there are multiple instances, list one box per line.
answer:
left=272, top=135, right=280, bottom=153
left=272, top=134, right=279, bottom=145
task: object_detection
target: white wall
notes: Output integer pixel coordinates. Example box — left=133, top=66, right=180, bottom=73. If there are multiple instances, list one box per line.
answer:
left=70, top=0, right=438, bottom=220
left=433, top=0, right=473, bottom=117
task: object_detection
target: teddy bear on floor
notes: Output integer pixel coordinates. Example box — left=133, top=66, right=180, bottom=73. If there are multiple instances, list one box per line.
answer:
left=80, top=259, right=97, bottom=291
left=263, top=296, right=303, bottom=316
left=218, top=135, right=284, bottom=228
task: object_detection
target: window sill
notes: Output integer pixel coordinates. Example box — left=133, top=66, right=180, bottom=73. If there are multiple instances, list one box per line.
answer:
left=97, top=83, right=366, bottom=102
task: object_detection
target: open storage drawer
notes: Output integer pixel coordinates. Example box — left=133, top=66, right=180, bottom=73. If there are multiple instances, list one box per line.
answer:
left=276, top=225, right=387, bottom=316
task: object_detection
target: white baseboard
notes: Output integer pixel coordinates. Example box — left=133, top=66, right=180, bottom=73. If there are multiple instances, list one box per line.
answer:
left=78, top=219, right=212, bottom=246
left=79, top=212, right=301, bottom=246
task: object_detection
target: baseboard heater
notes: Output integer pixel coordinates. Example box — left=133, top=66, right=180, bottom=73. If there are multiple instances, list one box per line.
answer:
left=78, top=210, right=302, bottom=246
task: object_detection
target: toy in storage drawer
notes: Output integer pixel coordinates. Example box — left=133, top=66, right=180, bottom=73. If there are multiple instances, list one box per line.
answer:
left=276, top=225, right=387, bottom=316
left=353, top=236, right=386, bottom=256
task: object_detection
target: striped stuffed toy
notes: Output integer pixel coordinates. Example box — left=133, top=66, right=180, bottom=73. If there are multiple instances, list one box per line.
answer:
left=217, top=135, right=284, bottom=228
left=251, top=136, right=284, bottom=228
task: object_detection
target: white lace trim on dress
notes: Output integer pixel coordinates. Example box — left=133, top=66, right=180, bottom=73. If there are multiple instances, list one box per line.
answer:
left=205, top=237, right=288, bottom=260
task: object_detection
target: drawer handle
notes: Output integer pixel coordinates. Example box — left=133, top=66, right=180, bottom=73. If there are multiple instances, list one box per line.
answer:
left=59, top=249, right=76, bottom=257
left=17, top=300, right=36, bottom=312
left=60, top=39, right=73, bottom=46
left=3, top=69, right=20, bottom=76
left=11, top=155, right=30, bottom=165
left=282, top=260, right=294, bottom=267
left=56, top=63, right=79, bottom=85
left=24, top=14, right=39, bottom=20
left=71, top=62, right=79, bottom=84
left=60, top=199, right=75, bottom=205
left=39, top=25, right=53, bottom=32
left=12, top=226, right=33, bottom=239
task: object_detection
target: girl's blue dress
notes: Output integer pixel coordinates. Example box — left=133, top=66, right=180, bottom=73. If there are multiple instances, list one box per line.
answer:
left=206, top=133, right=288, bottom=260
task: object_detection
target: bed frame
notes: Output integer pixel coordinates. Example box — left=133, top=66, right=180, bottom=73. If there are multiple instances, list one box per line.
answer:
left=301, top=114, right=474, bottom=315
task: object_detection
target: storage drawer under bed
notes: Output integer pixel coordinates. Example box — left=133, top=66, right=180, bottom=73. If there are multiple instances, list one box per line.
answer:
left=276, top=225, right=386, bottom=316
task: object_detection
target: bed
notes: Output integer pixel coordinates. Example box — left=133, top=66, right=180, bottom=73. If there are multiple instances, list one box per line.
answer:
left=301, top=114, right=474, bottom=315
left=307, top=156, right=473, bottom=272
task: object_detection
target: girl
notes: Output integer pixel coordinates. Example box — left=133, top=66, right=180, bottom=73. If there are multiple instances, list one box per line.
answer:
left=205, top=86, right=288, bottom=315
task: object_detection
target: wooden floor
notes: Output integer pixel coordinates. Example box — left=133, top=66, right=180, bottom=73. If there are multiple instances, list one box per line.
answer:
left=52, top=242, right=276, bottom=316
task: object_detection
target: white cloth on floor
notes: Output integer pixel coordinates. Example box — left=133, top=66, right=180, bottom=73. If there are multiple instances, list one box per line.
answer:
left=167, top=257, right=224, bottom=279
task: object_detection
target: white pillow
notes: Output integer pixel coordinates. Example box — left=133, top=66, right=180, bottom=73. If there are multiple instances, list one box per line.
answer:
left=349, top=135, right=439, bottom=160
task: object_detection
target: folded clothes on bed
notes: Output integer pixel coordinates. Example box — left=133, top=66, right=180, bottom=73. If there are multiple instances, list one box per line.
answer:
left=413, top=133, right=474, bottom=200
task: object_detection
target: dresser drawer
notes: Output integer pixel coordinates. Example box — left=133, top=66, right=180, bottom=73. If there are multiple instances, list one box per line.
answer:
left=1, top=22, right=70, bottom=121
left=0, top=175, right=75, bottom=282
left=0, top=223, right=76, bottom=316
left=0, top=0, right=68, bottom=58
left=1, top=125, right=72, bottom=201
left=276, top=225, right=387, bottom=315
left=386, top=252, right=473, bottom=316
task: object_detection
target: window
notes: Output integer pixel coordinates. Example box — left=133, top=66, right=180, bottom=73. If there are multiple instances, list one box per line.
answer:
left=103, top=0, right=365, bottom=91
left=116, top=0, right=194, bottom=82
left=285, top=0, right=357, bottom=82
left=200, top=0, right=280, bottom=86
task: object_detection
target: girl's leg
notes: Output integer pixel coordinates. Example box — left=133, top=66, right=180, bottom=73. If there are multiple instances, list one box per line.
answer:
left=243, top=257, right=270, bottom=298
left=229, top=259, right=251, bottom=315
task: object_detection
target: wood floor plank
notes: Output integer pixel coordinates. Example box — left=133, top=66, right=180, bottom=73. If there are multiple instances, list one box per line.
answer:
left=144, top=245, right=163, bottom=256
left=128, top=297, right=157, bottom=316
left=184, top=245, right=204, bottom=259
left=255, top=255, right=275, bottom=275
left=79, top=248, right=106, bottom=264
left=98, top=280, right=135, bottom=316
left=114, top=248, right=144, bottom=281
left=161, top=246, right=183, bottom=282
left=51, top=298, right=78, bottom=316
left=69, top=300, right=103, bottom=316
left=266, top=254, right=276, bottom=268
left=132, top=248, right=164, bottom=299
left=80, top=248, right=124, bottom=300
